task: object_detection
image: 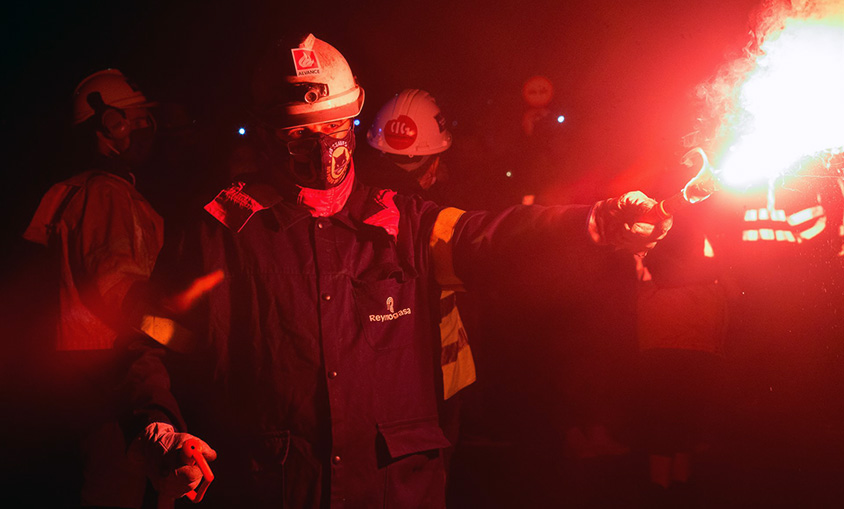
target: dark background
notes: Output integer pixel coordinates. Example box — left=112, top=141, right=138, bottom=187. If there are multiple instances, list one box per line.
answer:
left=1, top=0, right=762, bottom=338
left=2, top=0, right=760, bottom=229
left=15, top=1, right=841, bottom=507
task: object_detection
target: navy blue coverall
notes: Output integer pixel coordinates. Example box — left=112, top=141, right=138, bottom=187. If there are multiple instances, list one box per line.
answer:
left=122, top=180, right=599, bottom=508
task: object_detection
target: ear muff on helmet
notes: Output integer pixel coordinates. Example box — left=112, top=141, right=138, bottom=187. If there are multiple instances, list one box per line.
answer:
left=87, top=91, right=131, bottom=139
left=100, top=107, right=131, bottom=139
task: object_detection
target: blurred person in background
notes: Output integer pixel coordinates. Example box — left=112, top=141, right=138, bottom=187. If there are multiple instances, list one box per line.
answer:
left=636, top=213, right=735, bottom=508
left=22, top=69, right=162, bottom=508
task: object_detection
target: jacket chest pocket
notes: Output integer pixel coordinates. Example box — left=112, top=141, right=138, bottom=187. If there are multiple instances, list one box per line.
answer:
left=352, top=269, right=419, bottom=351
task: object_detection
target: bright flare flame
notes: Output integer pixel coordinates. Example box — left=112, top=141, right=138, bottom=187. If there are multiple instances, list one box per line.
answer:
left=717, top=14, right=844, bottom=188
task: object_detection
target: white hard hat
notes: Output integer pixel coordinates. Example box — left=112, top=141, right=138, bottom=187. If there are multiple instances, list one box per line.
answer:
left=251, top=33, right=365, bottom=129
left=367, top=89, right=452, bottom=156
left=72, top=69, right=156, bottom=125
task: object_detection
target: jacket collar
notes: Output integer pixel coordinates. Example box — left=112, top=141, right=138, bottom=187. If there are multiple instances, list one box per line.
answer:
left=206, top=164, right=399, bottom=238
left=270, top=181, right=399, bottom=239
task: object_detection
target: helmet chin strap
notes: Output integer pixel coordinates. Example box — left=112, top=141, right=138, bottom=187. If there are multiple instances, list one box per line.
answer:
left=94, top=132, right=139, bottom=187
left=407, top=155, right=440, bottom=189
left=97, top=131, right=122, bottom=157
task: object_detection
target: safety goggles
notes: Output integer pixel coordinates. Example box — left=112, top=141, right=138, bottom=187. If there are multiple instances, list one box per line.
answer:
left=285, top=127, right=353, bottom=156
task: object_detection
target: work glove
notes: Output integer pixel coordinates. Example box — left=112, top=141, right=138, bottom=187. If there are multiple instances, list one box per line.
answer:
left=134, top=422, right=217, bottom=500
left=589, top=191, right=673, bottom=255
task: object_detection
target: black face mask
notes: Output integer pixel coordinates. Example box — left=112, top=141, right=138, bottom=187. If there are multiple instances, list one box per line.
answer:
left=270, top=128, right=356, bottom=190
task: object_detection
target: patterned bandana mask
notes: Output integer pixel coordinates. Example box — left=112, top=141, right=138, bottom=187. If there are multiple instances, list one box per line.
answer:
left=286, top=128, right=356, bottom=190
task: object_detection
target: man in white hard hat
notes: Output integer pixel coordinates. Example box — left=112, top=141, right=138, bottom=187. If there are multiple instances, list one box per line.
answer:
left=121, top=33, right=672, bottom=508
left=365, top=89, right=475, bottom=475
left=23, top=69, right=162, bottom=508
left=364, top=89, right=454, bottom=197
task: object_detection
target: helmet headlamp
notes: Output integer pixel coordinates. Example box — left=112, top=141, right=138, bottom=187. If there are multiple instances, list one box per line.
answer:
left=292, top=83, right=329, bottom=104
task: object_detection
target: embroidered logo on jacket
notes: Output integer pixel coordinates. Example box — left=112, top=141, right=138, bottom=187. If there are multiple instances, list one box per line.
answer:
left=369, top=296, right=411, bottom=322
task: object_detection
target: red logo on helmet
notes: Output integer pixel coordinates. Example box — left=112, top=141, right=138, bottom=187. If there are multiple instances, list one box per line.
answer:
left=291, top=49, right=320, bottom=76
left=384, top=115, right=417, bottom=150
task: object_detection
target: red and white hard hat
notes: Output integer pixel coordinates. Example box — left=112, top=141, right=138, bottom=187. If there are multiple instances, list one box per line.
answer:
left=367, top=89, right=452, bottom=156
left=251, top=33, right=365, bottom=129
left=72, top=69, right=156, bottom=125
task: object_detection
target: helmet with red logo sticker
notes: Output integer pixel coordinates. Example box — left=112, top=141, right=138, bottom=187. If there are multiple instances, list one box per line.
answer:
left=251, top=33, right=365, bottom=129
left=366, top=89, right=452, bottom=157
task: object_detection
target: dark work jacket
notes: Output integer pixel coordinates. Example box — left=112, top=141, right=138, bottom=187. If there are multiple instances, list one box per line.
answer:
left=124, top=179, right=597, bottom=508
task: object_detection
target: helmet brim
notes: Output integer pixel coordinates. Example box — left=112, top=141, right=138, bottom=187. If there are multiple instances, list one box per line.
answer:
left=259, top=88, right=364, bottom=130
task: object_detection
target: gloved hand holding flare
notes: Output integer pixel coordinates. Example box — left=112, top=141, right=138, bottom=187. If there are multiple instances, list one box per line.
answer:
left=590, top=190, right=674, bottom=255
left=655, top=147, right=719, bottom=218
left=589, top=147, right=720, bottom=254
